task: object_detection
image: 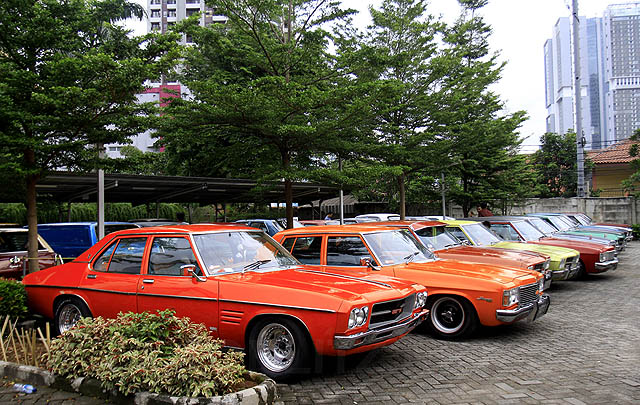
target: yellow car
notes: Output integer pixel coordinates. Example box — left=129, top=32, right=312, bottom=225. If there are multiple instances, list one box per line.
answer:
left=443, top=220, right=580, bottom=281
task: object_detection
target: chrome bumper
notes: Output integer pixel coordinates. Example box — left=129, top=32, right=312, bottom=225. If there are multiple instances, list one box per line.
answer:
left=334, top=309, right=428, bottom=350
left=496, top=294, right=550, bottom=323
left=551, top=268, right=570, bottom=281
left=594, top=258, right=618, bottom=272
left=567, top=262, right=581, bottom=279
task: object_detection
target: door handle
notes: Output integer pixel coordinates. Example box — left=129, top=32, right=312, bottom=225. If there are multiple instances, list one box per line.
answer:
left=142, top=279, right=155, bottom=284
left=87, top=274, right=97, bottom=279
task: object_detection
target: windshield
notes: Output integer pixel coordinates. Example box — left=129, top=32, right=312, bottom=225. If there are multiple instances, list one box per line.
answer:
left=363, top=229, right=435, bottom=265
left=413, top=226, right=461, bottom=250
left=193, top=231, right=298, bottom=274
left=512, top=221, right=545, bottom=241
left=571, top=215, right=590, bottom=226
left=462, top=223, right=502, bottom=246
left=545, top=216, right=571, bottom=231
left=527, top=218, right=556, bottom=235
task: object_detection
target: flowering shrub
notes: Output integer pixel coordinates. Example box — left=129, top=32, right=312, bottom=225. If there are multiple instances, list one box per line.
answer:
left=43, top=310, right=246, bottom=397
left=0, top=278, right=27, bottom=319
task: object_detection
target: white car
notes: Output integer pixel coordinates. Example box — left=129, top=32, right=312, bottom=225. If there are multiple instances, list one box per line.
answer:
left=354, top=213, right=401, bottom=222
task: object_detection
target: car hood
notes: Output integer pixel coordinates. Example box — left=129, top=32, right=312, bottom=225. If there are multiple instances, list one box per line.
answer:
left=435, top=245, right=546, bottom=267
left=493, top=241, right=578, bottom=260
left=535, top=237, right=607, bottom=253
left=404, top=258, right=537, bottom=285
left=217, top=266, right=418, bottom=307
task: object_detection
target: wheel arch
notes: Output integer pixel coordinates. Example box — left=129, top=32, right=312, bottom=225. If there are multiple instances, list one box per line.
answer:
left=426, top=292, right=485, bottom=325
left=244, top=313, right=316, bottom=354
left=53, top=294, right=92, bottom=316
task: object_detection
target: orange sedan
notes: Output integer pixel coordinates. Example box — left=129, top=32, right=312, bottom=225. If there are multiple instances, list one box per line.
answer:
left=274, top=225, right=550, bottom=339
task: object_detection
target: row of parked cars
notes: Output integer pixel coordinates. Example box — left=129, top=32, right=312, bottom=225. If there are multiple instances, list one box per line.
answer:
left=4, top=212, right=630, bottom=380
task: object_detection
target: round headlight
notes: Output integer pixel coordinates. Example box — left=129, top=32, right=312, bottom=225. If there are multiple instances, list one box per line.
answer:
left=356, top=308, right=365, bottom=325
left=415, top=291, right=427, bottom=308
left=502, top=288, right=519, bottom=307
left=544, top=259, right=550, bottom=270
left=539, top=278, right=545, bottom=292
left=599, top=252, right=605, bottom=262
left=360, top=306, right=369, bottom=326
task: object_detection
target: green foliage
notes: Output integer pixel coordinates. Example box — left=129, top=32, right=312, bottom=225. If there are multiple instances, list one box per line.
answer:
left=631, top=224, right=640, bottom=240
left=0, top=278, right=27, bottom=319
left=0, top=203, right=187, bottom=224
left=531, top=132, right=593, bottom=197
left=102, top=146, right=169, bottom=175
left=44, top=310, right=246, bottom=397
left=431, top=0, right=536, bottom=216
left=622, top=128, right=640, bottom=196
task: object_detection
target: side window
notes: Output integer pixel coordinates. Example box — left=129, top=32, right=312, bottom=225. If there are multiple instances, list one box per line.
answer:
left=93, top=242, right=117, bottom=272
left=490, top=224, right=520, bottom=241
left=448, top=228, right=469, bottom=243
left=107, top=237, right=147, bottom=274
left=281, top=237, right=295, bottom=252
left=248, top=222, right=268, bottom=232
left=291, top=236, right=322, bottom=264
left=326, top=236, right=374, bottom=266
left=149, top=237, right=201, bottom=276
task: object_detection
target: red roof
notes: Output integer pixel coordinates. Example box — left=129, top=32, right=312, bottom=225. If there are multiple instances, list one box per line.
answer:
left=588, top=139, right=640, bottom=164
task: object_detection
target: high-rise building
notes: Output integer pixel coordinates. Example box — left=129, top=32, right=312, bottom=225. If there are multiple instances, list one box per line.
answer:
left=147, top=0, right=226, bottom=42
left=544, top=2, right=640, bottom=150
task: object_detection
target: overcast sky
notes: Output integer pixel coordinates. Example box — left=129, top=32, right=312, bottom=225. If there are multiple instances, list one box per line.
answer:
left=125, top=0, right=621, bottom=152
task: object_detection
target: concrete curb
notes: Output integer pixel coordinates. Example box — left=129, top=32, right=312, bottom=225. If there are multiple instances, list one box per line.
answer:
left=0, top=361, right=278, bottom=404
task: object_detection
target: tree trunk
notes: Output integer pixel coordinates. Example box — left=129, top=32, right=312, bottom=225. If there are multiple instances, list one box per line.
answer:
left=282, top=149, right=294, bottom=229
left=398, top=173, right=406, bottom=220
left=25, top=157, right=40, bottom=273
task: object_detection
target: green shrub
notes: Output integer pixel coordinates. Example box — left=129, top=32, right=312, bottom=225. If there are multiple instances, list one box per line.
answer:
left=632, top=224, right=640, bottom=240
left=0, top=278, right=27, bottom=319
left=43, top=310, right=246, bottom=397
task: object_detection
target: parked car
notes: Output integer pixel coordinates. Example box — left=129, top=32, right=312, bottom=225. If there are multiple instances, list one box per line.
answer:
left=465, top=217, right=618, bottom=279
left=235, top=219, right=303, bottom=236
left=443, top=220, right=581, bottom=281
left=555, top=213, right=633, bottom=241
left=129, top=218, right=183, bottom=227
left=566, top=212, right=632, bottom=237
left=354, top=213, right=400, bottom=222
left=0, top=228, right=62, bottom=279
left=35, top=222, right=140, bottom=260
left=274, top=225, right=549, bottom=340
left=299, top=220, right=341, bottom=226
left=527, top=213, right=627, bottom=251
left=523, top=216, right=616, bottom=248
left=22, top=224, right=428, bottom=380
left=369, top=220, right=552, bottom=289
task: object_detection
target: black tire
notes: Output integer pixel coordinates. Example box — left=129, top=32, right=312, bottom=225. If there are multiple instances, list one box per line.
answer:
left=53, top=298, right=92, bottom=336
left=573, top=260, right=587, bottom=280
left=246, top=318, right=311, bottom=381
left=427, top=295, right=478, bottom=340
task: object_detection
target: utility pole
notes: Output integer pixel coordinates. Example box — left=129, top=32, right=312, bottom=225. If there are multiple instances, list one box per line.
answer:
left=571, top=0, right=586, bottom=197
left=441, top=172, right=446, bottom=220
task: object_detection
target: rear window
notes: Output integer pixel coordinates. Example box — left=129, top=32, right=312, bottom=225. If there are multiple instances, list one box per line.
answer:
left=105, top=224, right=139, bottom=235
left=39, top=226, right=91, bottom=245
left=0, top=232, right=44, bottom=252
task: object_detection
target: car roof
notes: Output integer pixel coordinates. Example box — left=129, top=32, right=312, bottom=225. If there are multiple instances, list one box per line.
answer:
left=105, top=223, right=257, bottom=236
left=461, top=217, right=528, bottom=222
left=36, top=222, right=134, bottom=226
left=442, top=220, right=477, bottom=225
left=276, top=224, right=403, bottom=235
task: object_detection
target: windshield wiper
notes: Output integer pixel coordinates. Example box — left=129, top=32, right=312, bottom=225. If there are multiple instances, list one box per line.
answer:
left=242, top=260, right=271, bottom=273
left=404, top=252, right=419, bottom=264
left=442, top=243, right=459, bottom=248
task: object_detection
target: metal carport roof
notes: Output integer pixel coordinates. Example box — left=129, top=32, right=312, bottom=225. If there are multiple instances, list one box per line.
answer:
left=23, top=172, right=339, bottom=205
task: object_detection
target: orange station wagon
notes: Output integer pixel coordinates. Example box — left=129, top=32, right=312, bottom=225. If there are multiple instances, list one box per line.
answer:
left=23, top=224, right=429, bottom=380
left=274, top=225, right=550, bottom=339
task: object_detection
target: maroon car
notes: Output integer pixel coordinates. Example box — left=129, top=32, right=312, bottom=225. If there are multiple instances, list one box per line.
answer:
left=0, top=228, right=61, bottom=279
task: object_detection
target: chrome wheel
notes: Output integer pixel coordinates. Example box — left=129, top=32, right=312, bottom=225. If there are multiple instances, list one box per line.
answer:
left=431, top=297, right=465, bottom=334
left=57, top=303, right=82, bottom=334
left=256, top=323, right=296, bottom=373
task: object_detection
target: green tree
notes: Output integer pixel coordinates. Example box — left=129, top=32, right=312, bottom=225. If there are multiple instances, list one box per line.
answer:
left=158, top=0, right=363, bottom=227
left=361, top=0, right=445, bottom=219
left=0, top=0, right=179, bottom=272
left=434, top=0, right=534, bottom=216
left=532, top=132, right=592, bottom=197
left=619, top=129, right=640, bottom=196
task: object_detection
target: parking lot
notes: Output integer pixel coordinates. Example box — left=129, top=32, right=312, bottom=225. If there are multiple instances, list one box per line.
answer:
left=277, top=242, right=640, bottom=404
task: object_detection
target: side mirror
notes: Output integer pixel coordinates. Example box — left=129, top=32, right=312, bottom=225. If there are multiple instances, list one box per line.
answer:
left=359, top=257, right=380, bottom=271
left=180, top=264, right=206, bottom=282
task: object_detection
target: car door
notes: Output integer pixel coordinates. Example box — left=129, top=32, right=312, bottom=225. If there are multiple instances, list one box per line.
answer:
left=136, top=235, right=219, bottom=337
left=79, top=236, right=147, bottom=318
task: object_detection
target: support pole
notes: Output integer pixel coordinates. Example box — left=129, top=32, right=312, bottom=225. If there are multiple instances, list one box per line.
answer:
left=339, top=156, right=344, bottom=225
left=96, top=143, right=105, bottom=240
left=571, top=0, right=586, bottom=197
left=441, top=172, right=446, bottom=220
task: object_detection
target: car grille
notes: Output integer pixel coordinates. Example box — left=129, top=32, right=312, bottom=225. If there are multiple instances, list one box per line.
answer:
left=369, top=294, right=415, bottom=329
left=564, top=256, right=578, bottom=271
left=518, top=283, right=538, bottom=308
